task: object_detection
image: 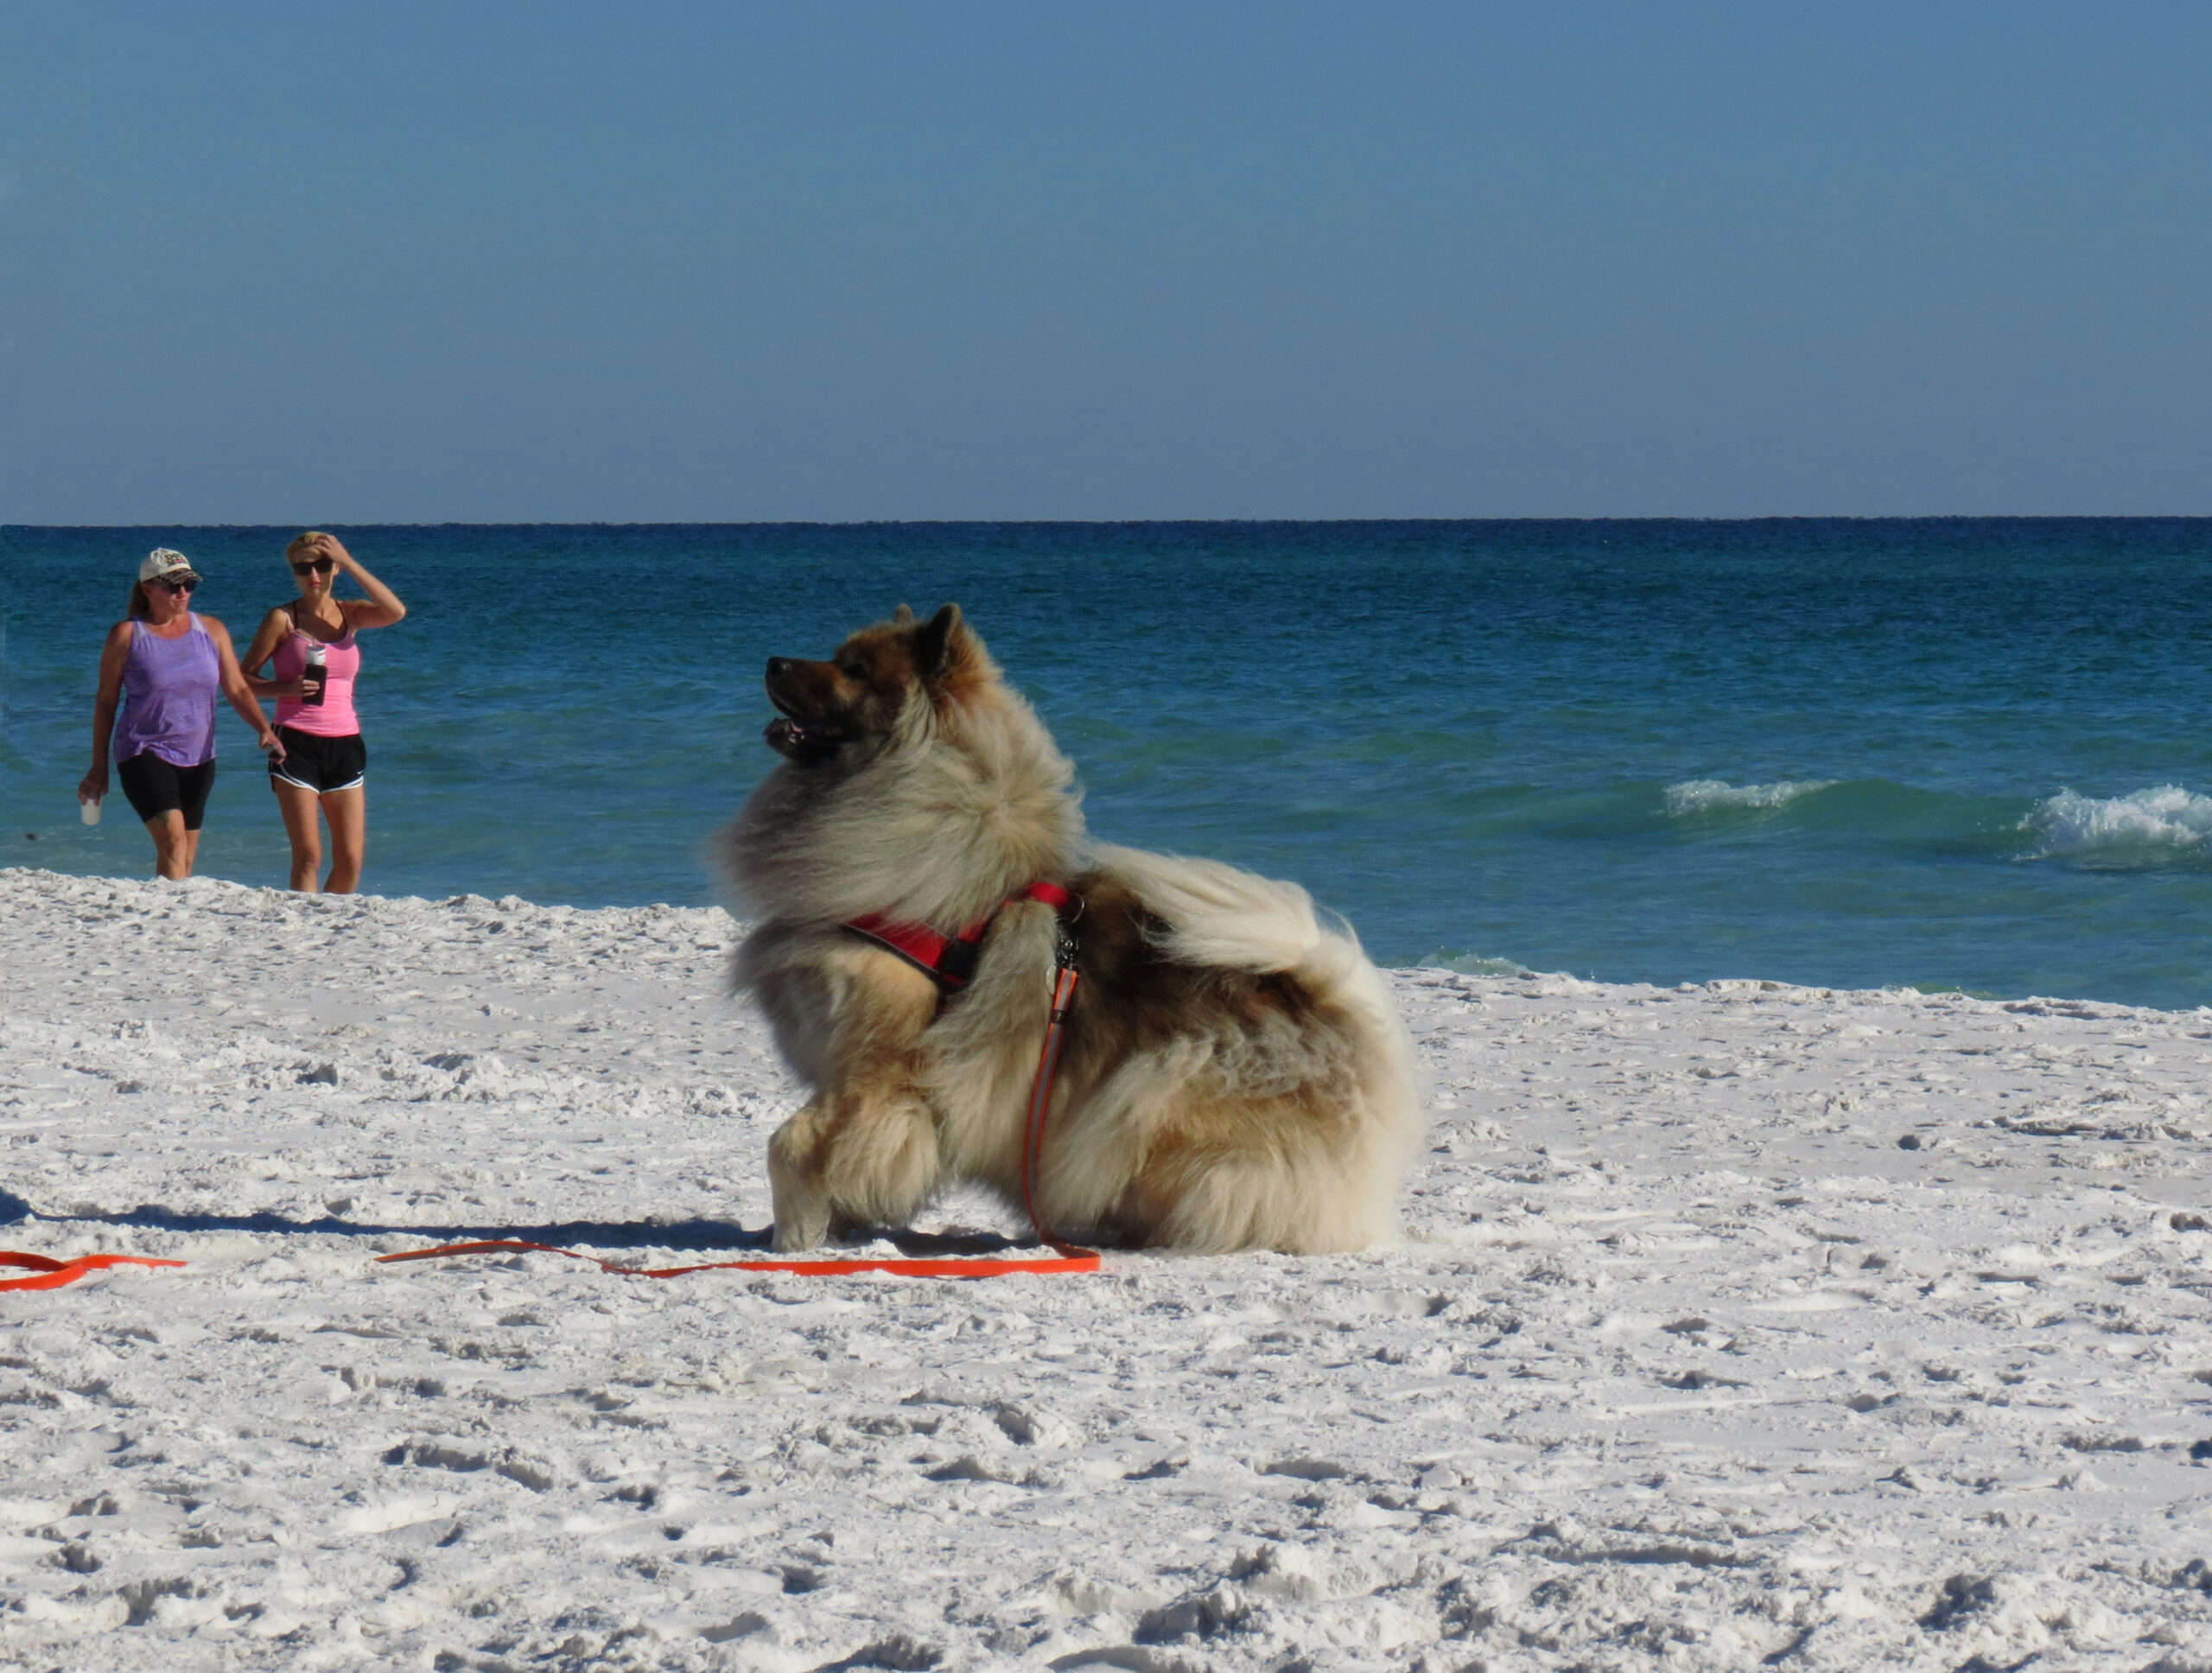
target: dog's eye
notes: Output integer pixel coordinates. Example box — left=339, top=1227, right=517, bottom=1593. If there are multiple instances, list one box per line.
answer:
left=836, top=663, right=868, bottom=683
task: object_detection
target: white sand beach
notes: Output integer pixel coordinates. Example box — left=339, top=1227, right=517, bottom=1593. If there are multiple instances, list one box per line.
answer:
left=2, top=865, right=2209, bottom=1672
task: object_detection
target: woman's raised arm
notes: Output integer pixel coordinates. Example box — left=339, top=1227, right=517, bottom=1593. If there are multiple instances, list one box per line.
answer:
left=315, top=535, right=407, bottom=630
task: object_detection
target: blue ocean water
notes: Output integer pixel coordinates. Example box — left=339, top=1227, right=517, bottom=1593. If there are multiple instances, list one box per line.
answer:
left=4, top=520, right=2211, bottom=1008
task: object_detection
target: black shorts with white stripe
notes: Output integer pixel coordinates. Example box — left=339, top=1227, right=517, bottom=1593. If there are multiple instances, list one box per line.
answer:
left=270, top=727, right=366, bottom=794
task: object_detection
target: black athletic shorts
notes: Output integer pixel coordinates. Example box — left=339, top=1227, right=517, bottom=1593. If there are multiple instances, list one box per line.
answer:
left=117, top=753, right=216, bottom=830
left=269, top=728, right=366, bottom=794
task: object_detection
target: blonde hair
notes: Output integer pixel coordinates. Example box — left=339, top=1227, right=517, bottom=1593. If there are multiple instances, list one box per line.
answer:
left=286, top=531, right=331, bottom=561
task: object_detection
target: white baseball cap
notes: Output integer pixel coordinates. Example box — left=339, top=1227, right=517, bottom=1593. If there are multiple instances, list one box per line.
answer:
left=139, top=548, right=200, bottom=583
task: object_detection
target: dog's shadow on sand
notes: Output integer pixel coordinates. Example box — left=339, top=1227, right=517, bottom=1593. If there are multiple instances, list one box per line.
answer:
left=0, top=1189, right=1032, bottom=1259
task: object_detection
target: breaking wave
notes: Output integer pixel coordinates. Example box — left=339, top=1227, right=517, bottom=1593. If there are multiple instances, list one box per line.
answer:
left=2023, top=786, right=2212, bottom=857
left=1416, top=951, right=1535, bottom=978
left=1662, top=779, right=1836, bottom=815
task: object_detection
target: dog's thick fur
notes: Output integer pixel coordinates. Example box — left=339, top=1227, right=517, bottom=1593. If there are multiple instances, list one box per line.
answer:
left=723, top=604, right=1421, bottom=1254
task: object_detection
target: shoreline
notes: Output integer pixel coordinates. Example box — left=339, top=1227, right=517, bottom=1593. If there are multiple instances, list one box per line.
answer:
left=6, top=863, right=2202, bottom=1018
left=3, top=865, right=2209, bottom=1668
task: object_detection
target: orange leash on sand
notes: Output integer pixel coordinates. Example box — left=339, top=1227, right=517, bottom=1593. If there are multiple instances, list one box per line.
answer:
left=0, top=1251, right=185, bottom=1293
left=375, top=1238, right=1093, bottom=1280
left=379, top=906, right=1100, bottom=1282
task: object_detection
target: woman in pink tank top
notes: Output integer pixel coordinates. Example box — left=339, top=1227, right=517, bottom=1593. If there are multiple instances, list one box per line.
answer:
left=240, top=532, right=409, bottom=894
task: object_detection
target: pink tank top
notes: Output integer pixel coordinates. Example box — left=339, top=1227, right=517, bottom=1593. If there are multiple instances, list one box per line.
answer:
left=272, top=611, right=362, bottom=737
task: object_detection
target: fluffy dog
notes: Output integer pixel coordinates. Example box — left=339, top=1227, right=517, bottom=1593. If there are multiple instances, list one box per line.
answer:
left=722, top=604, right=1421, bottom=1254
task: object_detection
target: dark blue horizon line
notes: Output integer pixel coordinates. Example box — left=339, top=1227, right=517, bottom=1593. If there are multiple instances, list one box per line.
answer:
left=8, top=513, right=2212, bottom=535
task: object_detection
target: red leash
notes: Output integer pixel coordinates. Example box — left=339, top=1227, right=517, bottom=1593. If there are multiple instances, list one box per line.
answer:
left=381, top=887, right=1100, bottom=1282
left=0, top=1251, right=185, bottom=1293
left=375, top=1239, right=1091, bottom=1280
left=9, top=913, right=1093, bottom=1292
left=1018, top=904, right=1090, bottom=1260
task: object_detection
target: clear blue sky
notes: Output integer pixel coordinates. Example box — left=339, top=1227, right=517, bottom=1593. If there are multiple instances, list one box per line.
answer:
left=2, top=3, right=2207, bottom=522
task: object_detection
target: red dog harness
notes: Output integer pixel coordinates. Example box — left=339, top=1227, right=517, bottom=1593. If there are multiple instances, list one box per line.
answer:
left=844, top=882, right=1074, bottom=991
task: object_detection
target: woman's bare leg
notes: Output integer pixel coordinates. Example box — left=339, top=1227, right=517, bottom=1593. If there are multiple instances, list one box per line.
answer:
left=319, top=786, right=365, bottom=894
left=146, top=811, right=191, bottom=881
left=273, top=779, right=325, bottom=892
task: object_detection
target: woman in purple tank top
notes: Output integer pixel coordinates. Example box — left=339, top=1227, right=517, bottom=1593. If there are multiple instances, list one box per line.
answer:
left=78, top=549, right=286, bottom=881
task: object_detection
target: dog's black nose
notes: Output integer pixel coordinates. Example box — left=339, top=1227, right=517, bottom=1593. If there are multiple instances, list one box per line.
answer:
left=766, top=658, right=790, bottom=678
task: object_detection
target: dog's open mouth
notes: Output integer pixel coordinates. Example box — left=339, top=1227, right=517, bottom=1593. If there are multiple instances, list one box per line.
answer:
left=765, top=691, right=848, bottom=763
left=764, top=716, right=843, bottom=760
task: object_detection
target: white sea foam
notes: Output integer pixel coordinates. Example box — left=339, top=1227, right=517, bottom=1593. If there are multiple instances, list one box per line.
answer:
left=2024, top=784, right=2212, bottom=854
left=1416, top=951, right=1534, bottom=978
left=1662, top=778, right=1834, bottom=815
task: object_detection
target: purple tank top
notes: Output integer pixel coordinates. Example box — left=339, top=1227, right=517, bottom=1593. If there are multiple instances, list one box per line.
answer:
left=115, top=615, right=220, bottom=767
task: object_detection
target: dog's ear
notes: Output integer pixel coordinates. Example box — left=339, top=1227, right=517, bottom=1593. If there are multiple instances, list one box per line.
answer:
left=911, top=603, right=964, bottom=685
left=892, top=604, right=915, bottom=627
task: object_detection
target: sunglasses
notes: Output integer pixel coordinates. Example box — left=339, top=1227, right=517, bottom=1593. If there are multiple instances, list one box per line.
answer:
left=151, top=576, right=200, bottom=595
left=289, top=558, right=337, bottom=576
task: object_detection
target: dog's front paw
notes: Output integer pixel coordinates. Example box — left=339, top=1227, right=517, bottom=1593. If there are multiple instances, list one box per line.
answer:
left=772, top=1215, right=828, bottom=1253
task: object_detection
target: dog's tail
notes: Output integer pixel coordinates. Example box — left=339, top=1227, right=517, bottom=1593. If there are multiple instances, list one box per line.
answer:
left=1084, top=844, right=1423, bottom=1251
left=1087, top=843, right=1357, bottom=983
